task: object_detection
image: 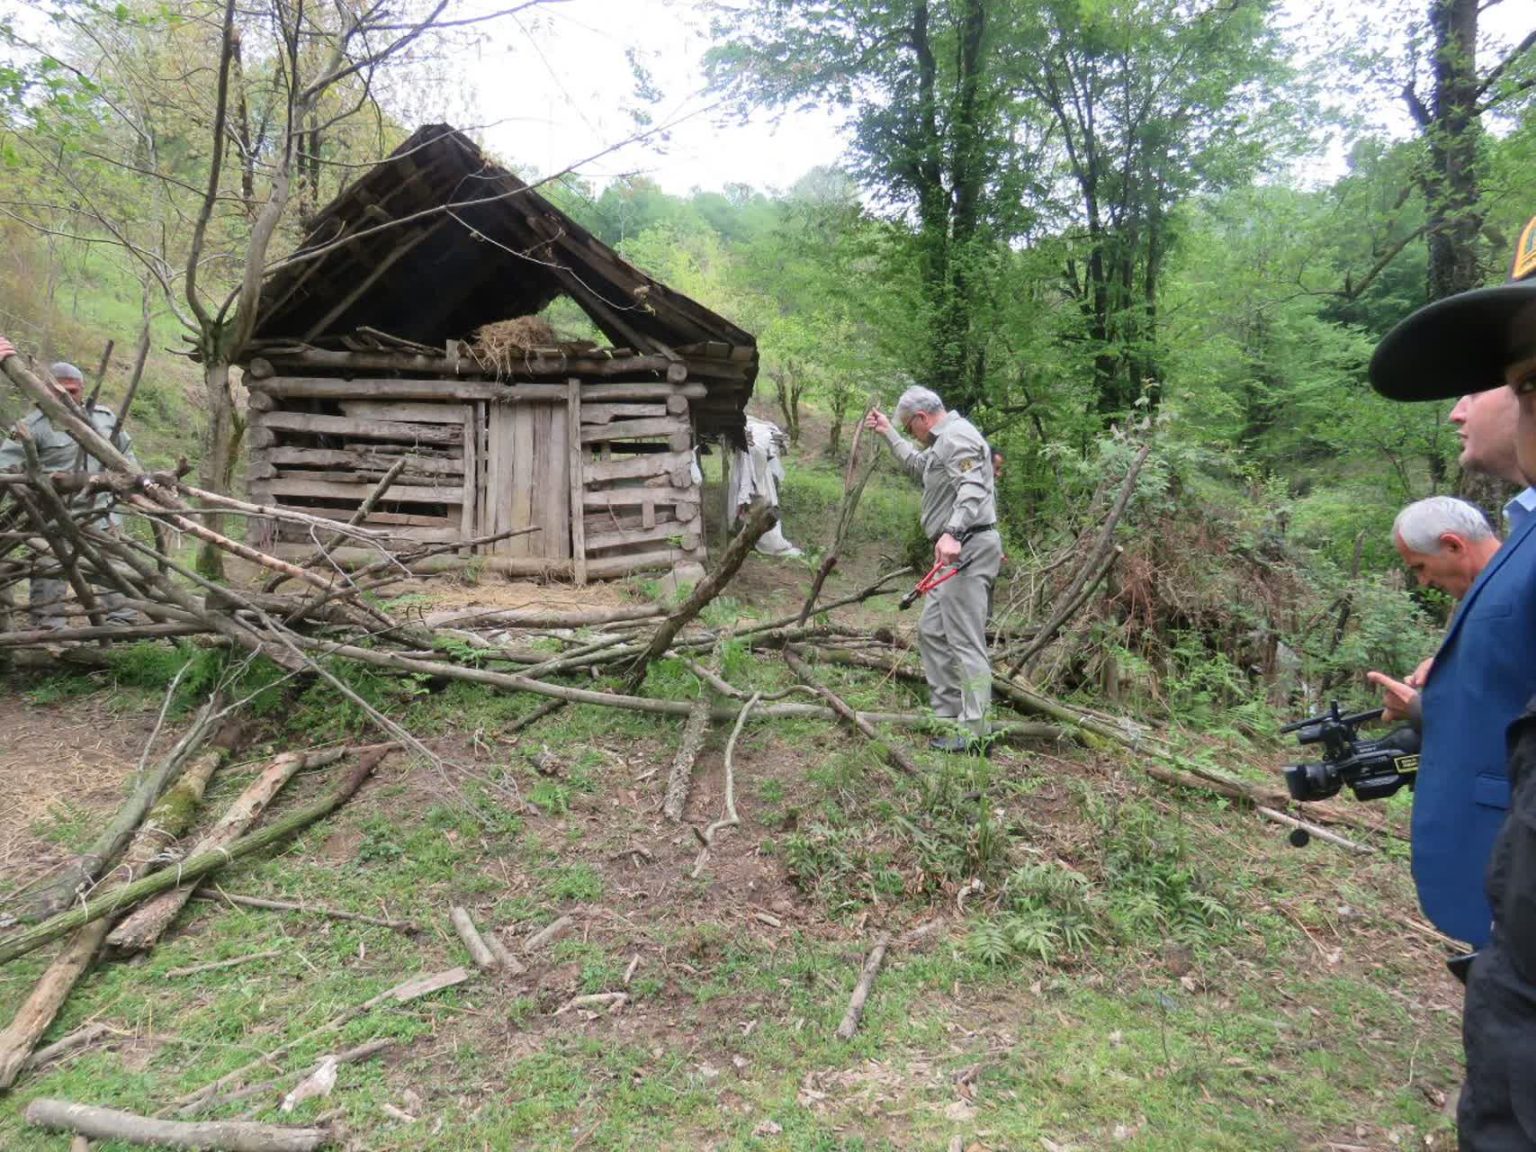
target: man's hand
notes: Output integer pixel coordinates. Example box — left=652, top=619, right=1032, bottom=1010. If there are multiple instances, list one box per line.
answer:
left=1367, top=670, right=1419, bottom=724
left=0, top=335, right=14, bottom=361
left=864, top=408, right=891, bottom=435
left=934, top=532, right=962, bottom=567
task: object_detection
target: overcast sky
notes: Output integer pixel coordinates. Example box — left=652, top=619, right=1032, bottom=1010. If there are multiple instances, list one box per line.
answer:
left=464, top=0, right=1536, bottom=197
left=469, top=0, right=850, bottom=195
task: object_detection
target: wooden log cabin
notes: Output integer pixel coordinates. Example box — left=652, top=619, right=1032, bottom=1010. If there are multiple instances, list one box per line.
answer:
left=241, top=124, right=757, bottom=582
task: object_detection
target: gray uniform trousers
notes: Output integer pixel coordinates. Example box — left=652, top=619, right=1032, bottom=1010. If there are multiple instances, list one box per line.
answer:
left=29, top=573, right=134, bottom=630
left=917, top=529, right=1002, bottom=734
left=0, top=405, right=138, bottom=630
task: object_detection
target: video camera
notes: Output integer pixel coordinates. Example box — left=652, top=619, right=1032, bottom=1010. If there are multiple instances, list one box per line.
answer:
left=1280, top=701, right=1420, bottom=803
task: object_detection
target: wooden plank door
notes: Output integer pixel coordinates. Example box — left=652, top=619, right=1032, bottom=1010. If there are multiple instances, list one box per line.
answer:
left=482, top=402, right=571, bottom=562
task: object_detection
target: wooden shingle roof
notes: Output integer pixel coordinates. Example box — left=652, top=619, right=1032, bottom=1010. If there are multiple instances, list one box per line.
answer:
left=250, top=125, right=756, bottom=435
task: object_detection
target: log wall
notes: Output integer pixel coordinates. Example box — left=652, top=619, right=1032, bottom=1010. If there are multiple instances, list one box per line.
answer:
left=245, top=350, right=725, bottom=581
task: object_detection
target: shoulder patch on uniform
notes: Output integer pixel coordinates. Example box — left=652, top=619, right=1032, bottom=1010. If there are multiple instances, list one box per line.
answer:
left=957, top=457, right=977, bottom=473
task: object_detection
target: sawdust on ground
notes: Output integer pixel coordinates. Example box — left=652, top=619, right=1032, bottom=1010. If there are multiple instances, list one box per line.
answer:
left=394, top=577, right=637, bottom=614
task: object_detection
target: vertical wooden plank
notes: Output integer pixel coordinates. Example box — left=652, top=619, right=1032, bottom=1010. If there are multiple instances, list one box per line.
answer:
left=546, top=400, right=571, bottom=562
left=478, top=402, right=490, bottom=539
left=488, top=403, right=516, bottom=554
left=568, top=381, right=587, bottom=585
left=510, top=402, right=536, bottom=559
left=460, top=407, right=477, bottom=552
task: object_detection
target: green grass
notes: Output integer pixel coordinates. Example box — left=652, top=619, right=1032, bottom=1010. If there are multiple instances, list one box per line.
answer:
left=0, top=551, right=1457, bottom=1151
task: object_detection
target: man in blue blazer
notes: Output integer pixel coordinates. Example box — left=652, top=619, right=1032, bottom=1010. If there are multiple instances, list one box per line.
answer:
left=1371, top=214, right=1536, bottom=1149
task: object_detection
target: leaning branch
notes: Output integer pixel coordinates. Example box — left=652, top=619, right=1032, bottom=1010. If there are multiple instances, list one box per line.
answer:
left=624, top=501, right=777, bottom=691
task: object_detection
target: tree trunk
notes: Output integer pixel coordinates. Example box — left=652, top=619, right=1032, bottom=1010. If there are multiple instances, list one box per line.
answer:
left=197, top=359, right=244, bottom=578
left=1409, top=0, right=1484, bottom=301
left=939, top=0, right=989, bottom=413
left=231, top=30, right=256, bottom=219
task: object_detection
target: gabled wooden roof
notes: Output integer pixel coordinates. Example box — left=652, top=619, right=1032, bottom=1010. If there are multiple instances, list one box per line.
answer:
left=250, top=125, right=756, bottom=430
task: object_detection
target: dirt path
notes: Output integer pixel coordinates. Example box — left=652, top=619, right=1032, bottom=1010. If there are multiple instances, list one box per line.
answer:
left=0, top=687, right=158, bottom=892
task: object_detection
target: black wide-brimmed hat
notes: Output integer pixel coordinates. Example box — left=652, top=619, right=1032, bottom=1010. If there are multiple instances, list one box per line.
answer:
left=1369, top=216, right=1536, bottom=401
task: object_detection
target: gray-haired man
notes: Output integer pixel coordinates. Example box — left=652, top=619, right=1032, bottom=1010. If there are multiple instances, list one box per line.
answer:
left=1368, top=496, right=1502, bottom=723
left=865, top=387, right=1001, bottom=752
left=0, top=339, right=139, bottom=629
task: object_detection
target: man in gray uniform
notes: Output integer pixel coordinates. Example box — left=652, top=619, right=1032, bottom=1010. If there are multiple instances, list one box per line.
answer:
left=866, top=386, right=1002, bottom=752
left=0, top=337, right=139, bottom=629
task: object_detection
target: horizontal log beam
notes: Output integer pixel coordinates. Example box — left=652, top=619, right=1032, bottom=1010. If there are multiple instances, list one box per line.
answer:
left=249, top=349, right=715, bottom=385
left=586, top=520, right=702, bottom=553
left=274, top=521, right=463, bottom=545
left=581, top=403, right=667, bottom=424
left=247, top=377, right=709, bottom=403
left=261, top=411, right=461, bottom=445
left=265, top=447, right=465, bottom=476
left=583, top=546, right=701, bottom=579
left=581, top=450, right=695, bottom=484
left=580, top=417, right=691, bottom=444
left=275, top=504, right=455, bottom=528
left=266, top=477, right=463, bottom=504
left=338, top=401, right=468, bottom=424
left=584, top=486, right=697, bottom=508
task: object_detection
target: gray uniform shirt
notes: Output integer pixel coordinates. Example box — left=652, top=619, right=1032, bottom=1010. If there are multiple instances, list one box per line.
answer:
left=883, top=412, right=996, bottom=540
left=0, top=405, right=136, bottom=473
left=0, top=405, right=139, bottom=520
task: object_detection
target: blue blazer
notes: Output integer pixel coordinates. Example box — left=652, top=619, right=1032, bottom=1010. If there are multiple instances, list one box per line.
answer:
left=1415, top=513, right=1536, bottom=947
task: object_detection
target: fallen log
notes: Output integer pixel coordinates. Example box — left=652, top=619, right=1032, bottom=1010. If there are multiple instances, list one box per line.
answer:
left=450, top=907, right=499, bottom=972
left=0, top=749, right=389, bottom=967
left=525, top=915, right=575, bottom=954
left=21, top=1023, right=114, bottom=1077
left=664, top=694, right=712, bottom=823
left=24, top=1098, right=330, bottom=1151
left=730, top=567, right=911, bottom=641
left=107, top=748, right=349, bottom=953
left=661, top=638, right=722, bottom=824
left=0, top=748, right=224, bottom=1090
left=165, top=949, right=284, bottom=980
left=835, top=933, right=892, bottom=1040
left=1255, top=806, right=1372, bottom=854
left=0, top=621, right=208, bottom=647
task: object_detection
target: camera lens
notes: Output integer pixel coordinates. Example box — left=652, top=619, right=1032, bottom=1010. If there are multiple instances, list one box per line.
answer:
left=1284, top=761, right=1342, bottom=802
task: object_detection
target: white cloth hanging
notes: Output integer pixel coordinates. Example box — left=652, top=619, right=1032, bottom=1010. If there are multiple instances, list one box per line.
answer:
left=730, top=417, right=801, bottom=557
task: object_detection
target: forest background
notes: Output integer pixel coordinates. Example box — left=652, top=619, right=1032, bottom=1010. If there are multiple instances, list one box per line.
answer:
left=0, top=0, right=1534, bottom=713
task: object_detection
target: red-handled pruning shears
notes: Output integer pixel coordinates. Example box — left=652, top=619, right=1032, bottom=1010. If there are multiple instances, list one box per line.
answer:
left=899, top=558, right=974, bottom=610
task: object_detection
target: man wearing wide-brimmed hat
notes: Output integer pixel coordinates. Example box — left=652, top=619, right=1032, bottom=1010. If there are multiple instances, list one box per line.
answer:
left=1370, top=215, right=1536, bottom=1149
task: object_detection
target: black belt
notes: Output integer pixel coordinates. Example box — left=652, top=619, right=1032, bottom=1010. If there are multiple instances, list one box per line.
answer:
left=954, top=523, right=996, bottom=543
left=931, top=524, right=996, bottom=543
